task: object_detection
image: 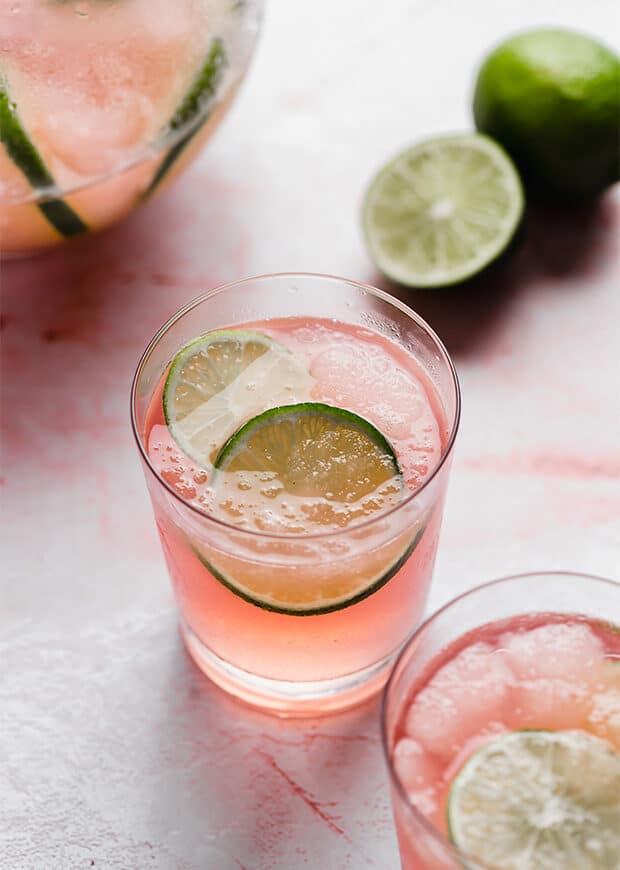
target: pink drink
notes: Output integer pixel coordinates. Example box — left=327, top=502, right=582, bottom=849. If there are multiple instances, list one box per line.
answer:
left=147, top=318, right=447, bottom=703
left=131, top=275, right=460, bottom=713
left=0, top=0, right=260, bottom=255
left=385, top=582, right=620, bottom=869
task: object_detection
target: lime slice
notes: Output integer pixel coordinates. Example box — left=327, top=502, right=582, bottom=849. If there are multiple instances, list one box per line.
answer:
left=362, top=133, right=524, bottom=288
left=0, top=77, right=87, bottom=237
left=214, top=402, right=401, bottom=493
left=163, top=330, right=314, bottom=468
left=448, top=730, right=620, bottom=869
left=194, top=403, right=419, bottom=616
left=197, top=523, right=423, bottom=616
left=146, top=37, right=227, bottom=196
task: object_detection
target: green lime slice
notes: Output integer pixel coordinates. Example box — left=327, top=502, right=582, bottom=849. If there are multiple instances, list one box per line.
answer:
left=214, top=402, right=401, bottom=491
left=163, top=329, right=314, bottom=468
left=193, top=403, right=420, bottom=616
left=196, top=523, right=424, bottom=616
left=362, top=133, right=524, bottom=288
left=448, top=729, right=620, bottom=869
left=0, top=77, right=87, bottom=237
left=145, top=37, right=227, bottom=196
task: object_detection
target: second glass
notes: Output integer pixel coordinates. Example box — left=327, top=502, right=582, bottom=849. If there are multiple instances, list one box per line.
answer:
left=382, top=572, right=620, bottom=869
left=131, top=273, right=460, bottom=713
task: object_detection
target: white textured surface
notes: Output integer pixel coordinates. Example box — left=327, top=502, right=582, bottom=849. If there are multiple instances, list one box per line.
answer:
left=1, top=1, right=620, bottom=867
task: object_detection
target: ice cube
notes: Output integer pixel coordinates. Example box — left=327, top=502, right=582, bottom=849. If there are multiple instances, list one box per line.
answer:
left=393, top=737, right=441, bottom=793
left=404, top=643, right=514, bottom=760
left=501, top=622, right=603, bottom=684
left=510, top=678, right=592, bottom=731
left=589, top=685, right=620, bottom=747
left=432, top=642, right=512, bottom=688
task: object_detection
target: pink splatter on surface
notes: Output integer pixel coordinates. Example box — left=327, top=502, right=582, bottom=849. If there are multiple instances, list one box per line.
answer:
left=2, top=1, right=620, bottom=868
left=461, top=451, right=620, bottom=479
left=254, top=750, right=350, bottom=841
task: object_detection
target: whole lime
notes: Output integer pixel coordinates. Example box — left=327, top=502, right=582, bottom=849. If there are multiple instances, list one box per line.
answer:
left=473, top=29, right=620, bottom=198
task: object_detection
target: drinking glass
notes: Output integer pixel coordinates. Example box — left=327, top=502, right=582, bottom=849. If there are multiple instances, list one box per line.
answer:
left=0, top=0, right=262, bottom=256
left=131, top=273, right=460, bottom=714
left=382, top=571, right=620, bottom=869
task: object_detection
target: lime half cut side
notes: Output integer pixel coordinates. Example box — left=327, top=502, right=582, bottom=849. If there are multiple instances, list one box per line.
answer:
left=163, top=330, right=314, bottom=468
left=194, top=403, right=423, bottom=616
left=362, top=133, right=524, bottom=288
left=447, top=729, right=620, bottom=869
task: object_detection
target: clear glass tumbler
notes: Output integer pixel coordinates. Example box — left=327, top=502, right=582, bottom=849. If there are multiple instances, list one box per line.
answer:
left=131, top=273, right=460, bottom=714
left=382, top=571, right=620, bottom=869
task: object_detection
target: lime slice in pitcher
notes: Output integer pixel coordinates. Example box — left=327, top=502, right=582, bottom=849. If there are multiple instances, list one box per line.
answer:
left=0, top=78, right=87, bottom=236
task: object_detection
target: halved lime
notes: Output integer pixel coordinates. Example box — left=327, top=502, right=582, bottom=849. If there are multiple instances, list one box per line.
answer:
left=163, top=329, right=313, bottom=467
left=0, top=77, right=87, bottom=237
left=146, top=37, right=227, bottom=196
left=448, top=730, right=620, bottom=869
left=195, top=403, right=421, bottom=615
left=362, top=133, right=524, bottom=288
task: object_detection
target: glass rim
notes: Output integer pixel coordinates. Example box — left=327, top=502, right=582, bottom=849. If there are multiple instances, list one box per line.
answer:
left=130, top=271, right=461, bottom=542
left=380, top=569, right=620, bottom=868
left=0, top=0, right=262, bottom=207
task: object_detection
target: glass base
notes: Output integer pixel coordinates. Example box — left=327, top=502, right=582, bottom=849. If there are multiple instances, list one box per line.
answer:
left=180, top=618, right=398, bottom=717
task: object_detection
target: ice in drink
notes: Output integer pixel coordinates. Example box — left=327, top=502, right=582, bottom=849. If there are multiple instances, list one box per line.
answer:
left=390, top=612, right=620, bottom=869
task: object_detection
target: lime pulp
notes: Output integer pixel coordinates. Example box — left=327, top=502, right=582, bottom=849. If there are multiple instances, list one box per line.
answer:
left=447, top=729, right=620, bottom=869
left=362, top=133, right=524, bottom=288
